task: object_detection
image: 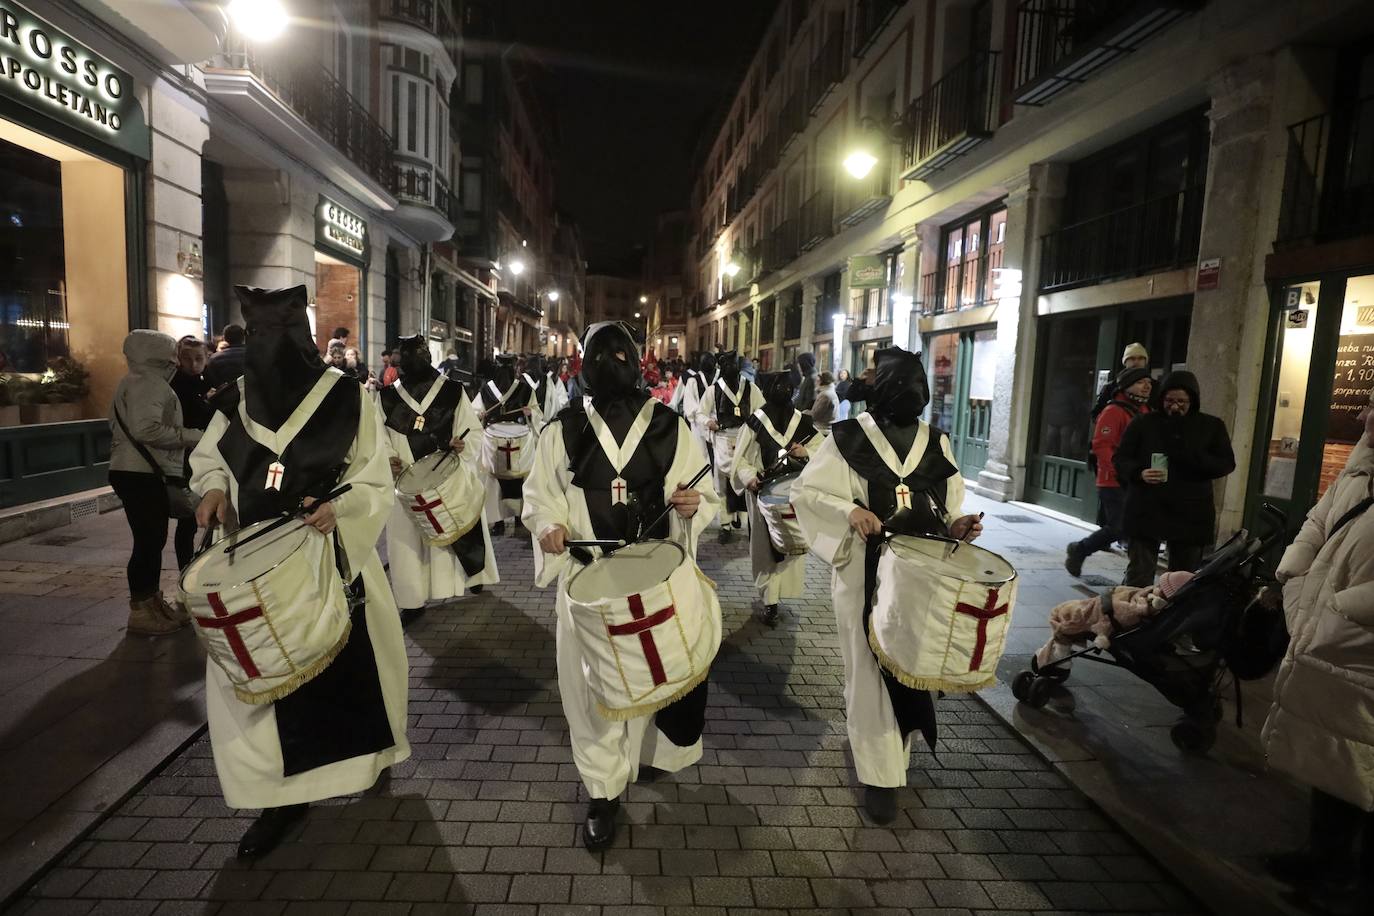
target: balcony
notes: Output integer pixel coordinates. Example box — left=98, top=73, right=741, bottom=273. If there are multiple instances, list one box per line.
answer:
left=1013, top=0, right=1201, bottom=106
left=901, top=50, right=1000, bottom=181
left=918, top=270, right=947, bottom=316
left=799, top=187, right=835, bottom=251
left=205, top=37, right=395, bottom=209
left=1039, top=186, right=1204, bottom=292
left=393, top=162, right=457, bottom=242
left=778, top=86, right=808, bottom=152
left=837, top=165, right=893, bottom=227
left=382, top=0, right=458, bottom=49
left=853, top=0, right=902, bottom=59
left=745, top=242, right=764, bottom=282
left=1276, top=96, right=1374, bottom=246
left=808, top=29, right=847, bottom=113
left=763, top=218, right=800, bottom=273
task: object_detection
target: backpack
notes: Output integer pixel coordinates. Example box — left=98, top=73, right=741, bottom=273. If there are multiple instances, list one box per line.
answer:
left=1084, top=389, right=1139, bottom=474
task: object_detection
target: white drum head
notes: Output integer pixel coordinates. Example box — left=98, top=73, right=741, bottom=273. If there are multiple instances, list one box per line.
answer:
left=181, top=518, right=313, bottom=593
left=488, top=422, right=529, bottom=439
left=567, top=540, right=686, bottom=604
left=397, top=450, right=460, bottom=494
left=886, top=535, right=1015, bottom=586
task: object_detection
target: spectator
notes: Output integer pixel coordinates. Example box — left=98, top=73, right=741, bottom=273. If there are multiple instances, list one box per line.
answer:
left=1261, top=391, right=1374, bottom=914
left=213, top=337, right=228, bottom=353
left=108, top=331, right=202, bottom=636
left=793, top=352, right=817, bottom=413
left=203, top=323, right=245, bottom=388
left=1090, top=342, right=1150, bottom=419
left=1114, top=371, right=1235, bottom=586
left=438, top=349, right=461, bottom=378
left=169, top=336, right=213, bottom=581
left=812, top=370, right=839, bottom=434
left=740, top=352, right=757, bottom=383
left=1066, top=368, right=1152, bottom=576
left=379, top=349, right=399, bottom=387
left=330, top=326, right=350, bottom=351
left=344, top=346, right=367, bottom=380
left=835, top=368, right=853, bottom=421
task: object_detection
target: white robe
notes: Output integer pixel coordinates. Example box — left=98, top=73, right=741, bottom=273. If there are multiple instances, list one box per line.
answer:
left=521, top=405, right=720, bottom=800
left=695, top=379, right=764, bottom=524
left=677, top=372, right=714, bottom=462
left=382, top=383, right=498, bottom=609
left=189, top=385, right=410, bottom=808
left=729, top=411, right=807, bottom=604
left=474, top=380, right=544, bottom=524
left=791, top=419, right=964, bottom=788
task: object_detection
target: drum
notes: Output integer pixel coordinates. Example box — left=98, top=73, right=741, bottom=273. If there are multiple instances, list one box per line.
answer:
left=179, top=517, right=351, bottom=705
left=757, top=473, right=807, bottom=556
left=869, top=534, right=1018, bottom=693
left=565, top=540, right=722, bottom=720
left=395, top=449, right=483, bottom=546
left=482, top=422, right=535, bottom=480
left=711, top=426, right=741, bottom=473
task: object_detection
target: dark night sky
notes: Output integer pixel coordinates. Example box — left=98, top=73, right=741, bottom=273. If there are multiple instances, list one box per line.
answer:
left=504, top=1, right=779, bottom=270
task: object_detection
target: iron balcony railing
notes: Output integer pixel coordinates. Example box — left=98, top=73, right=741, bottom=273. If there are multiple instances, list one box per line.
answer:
left=799, top=187, right=835, bottom=250
left=808, top=28, right=847, bottom=113
left=853, top=0, right=901, bottom=58
left=919, top=270, right=947, bottom=316
left=902, top=49, right=1000, bottom=180
left=1039, top=185, right=1204, bottom=292
left=1276, top=96, right=1374, bottom=245
left=779, top=85, right=808, bottom=151
left=837, top=163, right=893, bottom=227
left=1013, top=0, right=1200, bottom=106
left=394, top=162, right=432, bottom=206
left=763, top=218, right=800, bottom=273
left=220, top=39, right=394, bottom=190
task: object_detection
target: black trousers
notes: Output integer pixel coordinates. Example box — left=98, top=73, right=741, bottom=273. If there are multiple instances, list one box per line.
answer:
left=1079, top=487, right=1126, bottom=556
left=109, top=471, right=195, bottom=596
left=1125, top=539, right=1205, bottom=587
left=1305, top=788, right=1374, bottom=868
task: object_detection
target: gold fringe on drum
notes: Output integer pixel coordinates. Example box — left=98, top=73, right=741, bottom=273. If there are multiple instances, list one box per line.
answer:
left=232, top=621, right=352, bottom=705
left=594, top=665, right=711, bottom=722
left=866, top=627, right=997, bottom=695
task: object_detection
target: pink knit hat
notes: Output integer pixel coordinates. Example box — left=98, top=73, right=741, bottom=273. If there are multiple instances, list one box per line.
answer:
left=1157, top=570, right=1195, bottom=599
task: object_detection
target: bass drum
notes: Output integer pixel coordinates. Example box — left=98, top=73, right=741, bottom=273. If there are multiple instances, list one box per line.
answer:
left=395, top=449, right=483, bottom=546
left=482, top=422, right=535, bottom=479
left=757, top=473, right=807, bottom=556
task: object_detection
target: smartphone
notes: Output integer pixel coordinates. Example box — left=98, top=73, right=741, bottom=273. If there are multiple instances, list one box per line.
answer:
left=1151, top=452, right=1169, bottom=482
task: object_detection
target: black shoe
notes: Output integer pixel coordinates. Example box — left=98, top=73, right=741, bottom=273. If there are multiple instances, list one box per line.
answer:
left=731, top=516, right=742, bottom=529
left=718, top=526, right=732, bottom=545
left=470, top=585, right=484, bottom=595
left=1064, top=543, right=1086, bottom=578
left=862, top=786, right=898, bottom=825
left=637, top=765, right=667, bottom=783
left=399, top=607, right=426, bottom=628
left=583, top=797, right=620, bottom=850
left=762, top=604, right=780, bottom=627
left=237, top=804, right=307, bottom=859
left=492, top=521, right=506, bottom=536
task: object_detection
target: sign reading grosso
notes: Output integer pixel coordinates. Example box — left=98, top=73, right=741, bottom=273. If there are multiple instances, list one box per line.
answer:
left=0, top=1, right=149, bottom=158
left=849, top=255, right=887, bottom=289
left=316, top=196, right=369, bottom=261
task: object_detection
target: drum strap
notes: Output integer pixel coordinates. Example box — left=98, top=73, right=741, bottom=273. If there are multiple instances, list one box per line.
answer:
left=236, top=371, right=342, bottom=460
left=393, top=375, right=446, bottom=417
left=585, top=398, right=657, bottom=478
left=752, top=408, right=802, bottom=462
left=862, top=536, right=939, bottom=753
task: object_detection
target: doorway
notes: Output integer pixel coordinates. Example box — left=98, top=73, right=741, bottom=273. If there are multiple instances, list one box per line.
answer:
left=926, top=327, right=996, bottom=480
left=314, top=250, right=363, bottom=355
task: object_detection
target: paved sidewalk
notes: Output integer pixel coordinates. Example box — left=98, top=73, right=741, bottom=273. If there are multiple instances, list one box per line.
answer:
left=10, top=515, right=1198, bottom=915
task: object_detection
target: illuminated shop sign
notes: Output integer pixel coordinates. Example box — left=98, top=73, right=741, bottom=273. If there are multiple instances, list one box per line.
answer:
left=0, top=0, right=149, bottom=158
left=316, top=196, right=369, bottom=261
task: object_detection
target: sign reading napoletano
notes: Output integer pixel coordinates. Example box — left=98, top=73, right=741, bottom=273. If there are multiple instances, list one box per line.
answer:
left=316, top=196, right=369, bottom=262
left=0, top=0, right=149, bottom=159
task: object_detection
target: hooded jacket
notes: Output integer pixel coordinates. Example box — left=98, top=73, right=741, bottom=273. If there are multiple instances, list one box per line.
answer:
left=792, top=352, right=817, bottom=412
left=1262, top=435, right=1374, bottom=810
left=108, top=330, right=202, bottom=476
left=1091, top=391, right=1149, bottom=488
left=1113, top=371, right=1235, bottom=543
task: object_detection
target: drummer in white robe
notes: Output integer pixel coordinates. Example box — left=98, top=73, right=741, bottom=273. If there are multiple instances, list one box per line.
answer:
left=473, top=354, right=543, bottom=534
left=730, top=370, right=816, bottom=626
left=524, top=353, right=568, bottom=419
left=191, top=285, right=410, bottom=859
left=380, top=335, right=498, bottom=625
left=694, top=350, right=762, bottom=543
left=523, top=321, right=719, bottom=850
left=792, top=346, right=983, bottom=826
left=677, top=352, right=716, bottom=458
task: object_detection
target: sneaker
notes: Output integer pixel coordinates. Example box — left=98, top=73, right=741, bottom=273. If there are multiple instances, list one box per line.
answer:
left=127, top=595, right=185, bottom=637
left=1064, top=543, right=1086, bottom=578
left=762, top=604, right=780, bottom=627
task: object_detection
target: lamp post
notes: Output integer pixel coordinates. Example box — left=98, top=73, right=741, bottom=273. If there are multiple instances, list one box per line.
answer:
left=228, top=0, right=289, bottom=41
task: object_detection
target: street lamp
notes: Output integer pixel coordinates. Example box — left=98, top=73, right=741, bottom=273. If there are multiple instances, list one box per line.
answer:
left=546, top=290, right=560, bottom=302
left=843, top=150, right=878, bottom=179
left=634, top=311, right=641, bottom=319
left=639, top=295, right=648, bottom=304
left=228, top=0, right=289, bottom=41
left=723, top=260, right=741, bottom=278
left=508, top=258, right=526, bottom=276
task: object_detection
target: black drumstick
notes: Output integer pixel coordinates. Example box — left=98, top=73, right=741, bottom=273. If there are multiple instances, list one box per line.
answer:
left=227, top=483, right=354, bottom=557
left=634, top=463, right=712, bottom=544
left=434, top=427, right=471, bottom=465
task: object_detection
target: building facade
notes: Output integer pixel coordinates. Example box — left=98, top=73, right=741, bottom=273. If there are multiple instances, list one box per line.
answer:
left=684, top=0, right=1374, bottom=539
left=643, top=211, right=689, bottom=361
left=585, top=273, right=644, bottom=337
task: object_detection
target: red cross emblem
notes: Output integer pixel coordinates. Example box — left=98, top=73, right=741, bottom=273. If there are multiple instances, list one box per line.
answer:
left=411, top=493, right=444, bottom=534
left=497, top=439, right=522, bottom=471
left=782, top=505, right=797, bottom=520
left=198, top=592, right=265, bottom=678
left=611, top=477, right=628, bottom=505
left=954, top=588, right=1010, bottom=672
left=895, top=484, right=912, bottom=510
left=264, top=461, right=285, bottom=491
left=606, top=593, right=676, bottom=686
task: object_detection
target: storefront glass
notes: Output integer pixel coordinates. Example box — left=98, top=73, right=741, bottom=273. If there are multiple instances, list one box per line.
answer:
left=0, top=124, right=130, bottom=426
left=928, top=332, right=959, bottom=435
left=1260, top=280, right=1322, bottom=501
left=1036, top=314, right=1101, bottom=460
left=313, top=251, right=363, bottom=354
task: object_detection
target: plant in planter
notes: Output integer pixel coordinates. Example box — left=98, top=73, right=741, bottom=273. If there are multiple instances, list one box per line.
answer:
left=18, top=357, right=90, bottom=424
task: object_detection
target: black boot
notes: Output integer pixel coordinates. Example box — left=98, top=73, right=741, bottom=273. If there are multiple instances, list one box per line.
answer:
left=491, top=520, right=506, bottom=536
left=1064, top=542, right=1086, bottom=577
left=237, top=804, right=308, bottom=859
left=717, top=525, right=733, bottom=545
left=399, top=607, right=426, bottom=628
left=470, top=585, right=484, bottom=595
left=583, top=797, right=620, bottom=850
left=862, top=786, right=898, bottom=825
left=762, top=604, right=780, bottom=627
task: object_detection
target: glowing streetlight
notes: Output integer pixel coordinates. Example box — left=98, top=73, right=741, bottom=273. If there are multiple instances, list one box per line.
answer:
left=639, top=295, right=648, bottom=304
left=546, top=290, right=560, bottom=302
left=634, top=311, right=641, bottom=319
left=843, top=150, right=878, bottom=179
left=228, top=0, right=289, bottom=41
left=723, top=260, right=741, bottom=278
left=508, top=259, right=526, bottom=276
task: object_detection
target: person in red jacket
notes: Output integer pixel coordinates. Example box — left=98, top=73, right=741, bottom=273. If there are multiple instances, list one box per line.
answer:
left=1066, top=367, right=1152, bottom=576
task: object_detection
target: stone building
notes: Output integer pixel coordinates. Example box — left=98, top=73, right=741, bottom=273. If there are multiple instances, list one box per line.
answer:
left=683, top=0, right=1374, bottom=537
left=643, top=211, right=690, bottom=362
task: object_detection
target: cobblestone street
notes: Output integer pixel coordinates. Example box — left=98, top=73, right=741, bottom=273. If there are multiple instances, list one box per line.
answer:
left=10, top=514, right=1200, bottom=916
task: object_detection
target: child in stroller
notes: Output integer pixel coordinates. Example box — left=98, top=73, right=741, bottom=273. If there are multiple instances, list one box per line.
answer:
left=1013, top=510, right=1288, bottom=755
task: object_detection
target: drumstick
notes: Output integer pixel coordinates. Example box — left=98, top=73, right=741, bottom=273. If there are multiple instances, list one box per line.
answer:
left=634, top=463, right=712, bottom=542
left=226, top=484, right=355, bottom=558
left=433, top=427, right=471, bottom=465
left=564, top=539, right=627, bottom=548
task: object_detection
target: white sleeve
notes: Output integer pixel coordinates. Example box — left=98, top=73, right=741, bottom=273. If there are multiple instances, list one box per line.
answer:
left=792, top=434, right=862, bottom=568
left=332, top=393, right=396, bottom=575
left=695, top=387, right=715, bottom=433
left=189, top=411, right=231, bottom=497
left=453, top=389, right=482, bottom=470
left=666, top=415, right=719, bottom=558
left=730, top=424, right=763, bottom=495
left=521, top=420, right=573, bottom=588
left=940, top=432, right=966, bottom=520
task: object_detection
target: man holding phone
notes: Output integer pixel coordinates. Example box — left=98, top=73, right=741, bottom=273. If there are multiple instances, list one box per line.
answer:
left=1113, top=371, right=1236, bottom=587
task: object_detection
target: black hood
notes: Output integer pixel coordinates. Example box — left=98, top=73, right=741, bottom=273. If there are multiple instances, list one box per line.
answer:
left=698, top=351, right=717, bottom=377
left=236, top=285, right=326, bottom=429
left=1154, top=370, right=1200, bottom=414
left=491, top=354, right=517, bottom=392
left=758, top=370, right=796, bottom=429
left=869, top=346, right=930, bottom=427
left=797, top=351, right=816, bottom=375
left=717, top=349, right=740, bottom=386
left=395, top=334, right=438, bottom=393
left=581, top=321, right=642, bottom=399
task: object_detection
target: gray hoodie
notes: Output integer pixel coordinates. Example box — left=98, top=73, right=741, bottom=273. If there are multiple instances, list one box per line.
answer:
left=108, top=330, right=202, bottom=476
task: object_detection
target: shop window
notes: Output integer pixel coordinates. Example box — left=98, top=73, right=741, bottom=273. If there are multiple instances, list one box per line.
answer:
left=1034, top=314, right=1101, bottom=460
left=0, top=129, right=129, bottom=425
left=937, top=203, right=1007, bottom=312
left=315, top=250, right=363, bottom=354
left=783, top=288, right=803, bottom=340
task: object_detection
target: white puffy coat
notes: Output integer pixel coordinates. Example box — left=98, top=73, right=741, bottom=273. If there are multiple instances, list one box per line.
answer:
left=1261, top=435, right=1374, bottom=810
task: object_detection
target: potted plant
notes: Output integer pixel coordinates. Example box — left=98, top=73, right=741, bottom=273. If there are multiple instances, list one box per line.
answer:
left=0, top=376, right=19, bottom=427
left=18, top=357, right=90, bottom=424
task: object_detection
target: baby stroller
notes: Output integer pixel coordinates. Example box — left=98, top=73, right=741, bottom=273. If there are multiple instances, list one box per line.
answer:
left=1011, top=505, right=1288, bottom=755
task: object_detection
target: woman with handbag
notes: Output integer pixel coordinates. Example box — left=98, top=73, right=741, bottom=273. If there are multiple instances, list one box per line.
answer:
left=109, top=329, right=203, bottom=636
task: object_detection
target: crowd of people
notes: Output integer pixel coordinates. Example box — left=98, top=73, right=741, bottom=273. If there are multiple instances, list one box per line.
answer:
left=99, top=302, right=1374, bottom=913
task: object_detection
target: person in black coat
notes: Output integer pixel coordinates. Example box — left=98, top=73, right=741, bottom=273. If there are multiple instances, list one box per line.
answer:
left=1114, top=370, right=1236, bottom=586
left=204, top=324, right=246, bottom=389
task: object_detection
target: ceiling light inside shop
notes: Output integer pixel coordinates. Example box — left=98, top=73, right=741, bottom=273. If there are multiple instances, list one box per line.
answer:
left=229, top=0, right=289, bottom=41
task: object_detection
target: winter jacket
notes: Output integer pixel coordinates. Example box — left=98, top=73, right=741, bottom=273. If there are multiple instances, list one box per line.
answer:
left=1262, top=435, right=1374, bottom=811
left=793, top=352, right=817, bottom=412
left=109, top=330, right=202, bottom=477
left=170, top=369, right=214, bottom=431
left=812, top=383, right=839, bottom=433
left=1114, top=371, right=1234, bottom=544
left=203, top=345, right=245, bottom=388
left=1091, top=394, right=1147, bottom=488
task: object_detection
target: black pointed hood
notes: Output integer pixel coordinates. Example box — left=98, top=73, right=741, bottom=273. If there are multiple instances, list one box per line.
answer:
left=869, top=346, right=930, bottom=428
left=236, top=284, right=326, bottom=429
left=396, top=333, right=438, bottom=396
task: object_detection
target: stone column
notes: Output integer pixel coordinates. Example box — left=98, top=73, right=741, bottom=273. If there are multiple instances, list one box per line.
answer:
left=224, top=168, right=314, bottom=317
left=146, top=75, right=209, bottom=339
left=894, top=226, right=921, bottom=351
left=974, top=162, right=1068, bottom=501
left=1190, top=55, right=1280, bottom=534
